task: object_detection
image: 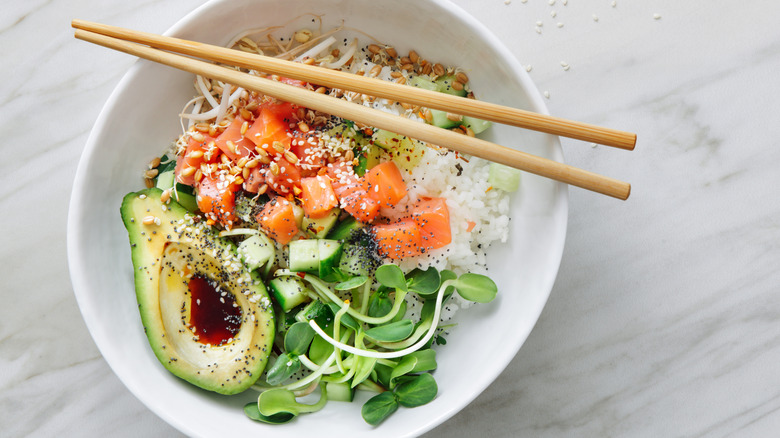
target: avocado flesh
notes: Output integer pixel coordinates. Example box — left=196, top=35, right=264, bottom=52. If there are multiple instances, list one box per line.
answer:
left=120, top=188, right=275, bottom=395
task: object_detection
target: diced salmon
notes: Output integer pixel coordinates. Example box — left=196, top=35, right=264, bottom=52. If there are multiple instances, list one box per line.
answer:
left=174, top=135, right=216, bottom=185
left=214, top=117, right=255, bottom=161
left=243, top=166, right=266, bottom=193
left=300, top=175, right=338, bottom=219
left=196, top=173, right=238, bottom=227
left=256, top=196, right=299, bottom=245
left=372, top=219, right=424, bottom=259
left=245, top=106, right=292, bottom=157
left=365, top=161, right=407, bottom=207
left=411, top=197, right=451, bottom=249
left=265, top=157, right=301, bottom=196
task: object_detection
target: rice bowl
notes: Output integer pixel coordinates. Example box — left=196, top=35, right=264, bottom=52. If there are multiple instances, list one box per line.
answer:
left=67, top=0, right=567, bottom=436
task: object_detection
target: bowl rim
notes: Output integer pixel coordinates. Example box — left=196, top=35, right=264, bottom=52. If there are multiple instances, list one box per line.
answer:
left=67, top=0, right=568, bottom=436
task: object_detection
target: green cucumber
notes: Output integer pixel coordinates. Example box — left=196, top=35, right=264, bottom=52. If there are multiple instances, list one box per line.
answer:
left=318, top=239, right=343, bottom=282
left=295, top=299, right=329, bottom=325
left=327, top=216, right=364, bottom=241
left=325, top=381, right=355, bottom=402
left=288, top=240, right=320, bottom=274
left=429, top=109, right=459, bottom=129
left=238, top=233, right=274, bottom=271
left=288, top=239, right=343, bottom=281
left=487, top=162, right=521, bottom=192
left=461, top=116, right=491, bottom=134
left=269, top=276, right=312, bottom=313
left=338, top=241, right=380, bottom=277
left=302, top=208, right=340, bottom=238
left=155, top=170, right=175, bottom=190
left=372, top=129, right=405, bottom=150
left=409, top=76, right=438, bottom=91
left=154, top=170, right=198, bottom=211
left=435, top=74, right=467, bottom=97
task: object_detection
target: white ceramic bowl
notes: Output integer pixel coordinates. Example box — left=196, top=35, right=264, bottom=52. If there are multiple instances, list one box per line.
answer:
left=68, top=0, right=567, bottom=436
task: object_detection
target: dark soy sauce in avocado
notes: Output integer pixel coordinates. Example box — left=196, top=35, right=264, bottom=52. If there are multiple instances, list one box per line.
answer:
left=188, top=275, right=241, bottom=346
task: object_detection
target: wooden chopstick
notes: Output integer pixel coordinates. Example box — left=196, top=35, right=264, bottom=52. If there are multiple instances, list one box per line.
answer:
left=72, top=27, right=631, bottom=200
left=71, top=19, right=636, bottom=151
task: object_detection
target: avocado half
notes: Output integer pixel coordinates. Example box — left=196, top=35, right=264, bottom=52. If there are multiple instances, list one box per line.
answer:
left=120, top=188, right=274, bottom=395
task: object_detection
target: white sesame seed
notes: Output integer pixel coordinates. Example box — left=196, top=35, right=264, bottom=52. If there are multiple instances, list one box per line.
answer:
left=557, top=22, right=564, bottom=28
left=525, top=65, right=533, bottom=72
left=548, top=0, right=555, bottom=4
left=653, top=13, right=661, bottom=20
left=543, top=90, right=550, bottom=99
left=535, top=27, right=542, bottom=34
left=611, top=0, right=616, bottom=6
left=551, top=10, right=557, bottom=18
left=593, top=14, right=599, bottom=22
left=536, top=20, right=543, bottom=26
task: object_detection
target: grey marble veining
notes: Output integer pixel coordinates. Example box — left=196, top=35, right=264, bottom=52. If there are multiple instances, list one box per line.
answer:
left=2, top=0, right=779, bottom=437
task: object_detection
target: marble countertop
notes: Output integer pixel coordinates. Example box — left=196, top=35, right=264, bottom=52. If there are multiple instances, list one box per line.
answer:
left=3, top=0, right=779, bottom=436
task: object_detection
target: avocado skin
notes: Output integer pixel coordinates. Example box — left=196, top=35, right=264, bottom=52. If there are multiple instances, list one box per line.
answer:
left=120, top=188, right=275, bottom=395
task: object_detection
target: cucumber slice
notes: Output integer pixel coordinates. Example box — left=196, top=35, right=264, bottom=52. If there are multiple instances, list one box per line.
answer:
left=295, top=299, right=330, bottom=324
left=170, top=190, right=197, bottom=212
left=488, top=162, right=521, bottom=192
left=325, top=381, right=355, bottom=402
left=372, top=129, right=405, bottom=150
left=429, top=109, right=459, bottom=129
left=292, top=204, right=304, bottom=229
left=327, top=216, right=364, bottom=241
left=318, top=239, right=344, bottom=282
left=302, top=208, right=340, bottom=238
left=365, top=144, right=383, bottom=172
left=288, top=240, right=320, bottom=274
left=269, top=276, right=312, bottom=313
left=155, top=170, right=175, bottom=190
left=409, top=76, right=438, bottom=91
left=338, top=243, right=370, bottom=276
left=435, top=75, right=467, bottom=97
left=461, top=116, right=491, bottom=134
left=238, top=233, right=275, bottom=271
left=155, top=170, right=198, bottom=211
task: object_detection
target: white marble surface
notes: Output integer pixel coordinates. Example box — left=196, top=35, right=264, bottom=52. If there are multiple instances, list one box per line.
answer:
left=2, top=0, right=779, bottom=436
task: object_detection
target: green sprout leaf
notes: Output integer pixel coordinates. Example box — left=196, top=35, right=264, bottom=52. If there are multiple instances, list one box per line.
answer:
left=335, top=275, right=369, bottom=291
left=368, top=290, right=393, bottom=318
left=376, top=264, right=408, bottom=291
left=351, top=355, right=378, bottom=388
left=389, top=349, right=437, bottom=388
left=407, top=267, right=441, bottom=297
left=394, top=373, right=438, bottom=408
left=244, top=402, right=296, bottom=424
left=362, top=391, right=399, bottom=426
left=284, top=322, right=316, bottom=356
left=453, top=273, right=498, bottom=303
left=365, top=320, right=415, bottom=342
left=266, top=353, right=301, bottom=386
left=258, top=386, right=328, bottom=417
left=308, top=334, right=334, bottom=366
left=390, top=299, right=407, bottom=323
left=325, top=303, right=360, bottom=331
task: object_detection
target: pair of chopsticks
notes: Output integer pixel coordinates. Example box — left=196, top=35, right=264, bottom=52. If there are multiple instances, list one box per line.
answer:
left=72, top=19, right=634, bottom=200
